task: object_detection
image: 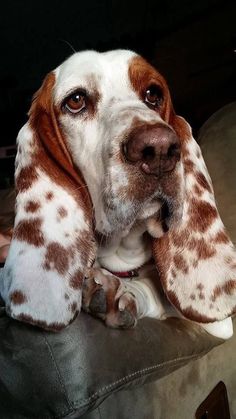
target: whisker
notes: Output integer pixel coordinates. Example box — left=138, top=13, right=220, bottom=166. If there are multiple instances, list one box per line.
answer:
left=59, top=39, right=77, bottom=54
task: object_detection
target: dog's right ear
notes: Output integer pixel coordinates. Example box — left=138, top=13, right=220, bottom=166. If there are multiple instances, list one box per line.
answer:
left=0, top=72, right=96, bottom=331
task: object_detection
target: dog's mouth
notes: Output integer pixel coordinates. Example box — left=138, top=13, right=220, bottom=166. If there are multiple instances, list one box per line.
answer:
left=158, top=200, right=172, bottom=231
left=95, top=196, right=180, bottom=244
left=95, top=154, right=184, bottom=237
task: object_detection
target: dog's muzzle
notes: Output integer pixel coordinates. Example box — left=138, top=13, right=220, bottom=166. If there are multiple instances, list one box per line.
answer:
left=122, top=123, right=180, bottom=176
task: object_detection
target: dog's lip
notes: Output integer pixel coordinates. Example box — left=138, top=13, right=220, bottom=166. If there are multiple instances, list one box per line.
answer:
left=159, top=199, right=172, bottom=221
left=155, top=198, right=175, bottom=232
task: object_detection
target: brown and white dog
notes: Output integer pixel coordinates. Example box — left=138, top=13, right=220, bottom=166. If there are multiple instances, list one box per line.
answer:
left=1, top=50, right=236, bottom=339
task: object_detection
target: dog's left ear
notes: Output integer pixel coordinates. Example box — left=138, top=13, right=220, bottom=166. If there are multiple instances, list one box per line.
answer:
left=152, top=115, right=236, bottom=324
left=0, top=72, right=96, bottom=331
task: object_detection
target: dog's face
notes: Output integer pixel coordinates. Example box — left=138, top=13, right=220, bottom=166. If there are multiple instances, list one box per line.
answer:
left=53, top=50, right=184, bottom=235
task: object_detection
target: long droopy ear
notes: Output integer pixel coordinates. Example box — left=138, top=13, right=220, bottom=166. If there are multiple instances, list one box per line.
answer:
left=152, top=115, right=236, bottom=323
left=0, top=72, right=96, bottom=331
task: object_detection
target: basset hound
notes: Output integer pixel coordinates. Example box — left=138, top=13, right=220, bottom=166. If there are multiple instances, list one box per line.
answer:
left=1, top=50, right=236, bottom=339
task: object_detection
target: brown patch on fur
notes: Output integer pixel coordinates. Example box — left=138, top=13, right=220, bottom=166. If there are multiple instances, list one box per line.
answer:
left=198, top=292, right=205, bottom=300
left=45, top=191, right=54, bottom=200
left=10, top=290, right=27, bottom=305
left=187, top=237, right=216, bottom=260
left=182, top=306, right=216, bottom=323
left=74, top=231, right=96, bottom=266
left=152, top=235, right=171, bottom=286
left=187, top=237, right=197, bottom=251
left=184, top=159, right=195, bottom=174
left=195, top=171, right=212, bottom=193
left=188, top=199, right=218, bottom=233
left=211, top=280, right=236, bottom=302
left=190, top=294, right=196, bottom=301
left=173, top=254, right=189, bottom=274
left=64, top=293, right=69, bottom=300
left=44, top=242, right=69, bottom=274
left=69, top=270, right=84, bottom=289
left=171, top=230, right=189, bottom=248
left=171, top=115, right=192, bottom=145
left=25, top=200, right=41, bottom=213
left=222, top=280, right=235, bottom=297
left=171, top=268, right=177, bottom=278
left=15, top=165, right=38, bottom=192
left=193, top=184, right=203, bottom=196
left=211, top=286, right=222, bottom=302
left=196, top=239, right=216, bottom=260
left=28, top=72, right=93, bottom=220
left=15, top=217, right=44, bottom=246
left=197, top=283, right=204, bottom=291
left=17, top=313, right=67, bottom=331
left=214, top=230, right=230, bottom=244
left=57, top=206, right=68, bottom=218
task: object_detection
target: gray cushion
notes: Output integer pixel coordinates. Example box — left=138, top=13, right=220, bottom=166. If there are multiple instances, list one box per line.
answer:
left=0, top=302, right=222, bottom=418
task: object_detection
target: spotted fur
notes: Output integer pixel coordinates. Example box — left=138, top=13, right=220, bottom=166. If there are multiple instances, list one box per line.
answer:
left=153, top=118, right=236, bottom=324
left=0, top=50, right=235, bottom=336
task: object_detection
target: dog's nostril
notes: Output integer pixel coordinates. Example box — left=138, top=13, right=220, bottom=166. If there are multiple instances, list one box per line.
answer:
left=167, top=143, right=180, bottom=159
left=123, top=143, right=127, bottom=157
left=142, top=146, right=156, bottom=161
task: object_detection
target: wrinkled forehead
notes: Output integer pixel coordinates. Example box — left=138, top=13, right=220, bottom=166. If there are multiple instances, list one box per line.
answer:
left=53, top=49, right=138, bottom=102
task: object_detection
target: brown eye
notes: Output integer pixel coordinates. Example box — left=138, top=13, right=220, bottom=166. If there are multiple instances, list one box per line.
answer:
left=145, top=85, right=163, bottom=108
left=64, top=91, right=86, bottom=114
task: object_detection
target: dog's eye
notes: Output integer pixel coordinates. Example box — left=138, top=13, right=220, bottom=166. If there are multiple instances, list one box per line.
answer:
left=145, top=85, right=163, bottom=108
left=63, top=91, right=86, bottom=114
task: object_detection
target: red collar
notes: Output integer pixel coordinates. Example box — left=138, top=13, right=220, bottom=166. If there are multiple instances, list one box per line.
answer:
left=102, top=258, right=154, bottom=279
left=103, top=268, right=139, bottom=279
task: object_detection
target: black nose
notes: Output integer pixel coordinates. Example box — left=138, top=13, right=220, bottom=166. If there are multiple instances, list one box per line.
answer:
left=123, top=124, right=180, bottom=175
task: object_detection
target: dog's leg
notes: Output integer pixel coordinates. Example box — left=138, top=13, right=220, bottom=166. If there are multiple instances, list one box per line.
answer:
left=82, top=265, right=171, bottom=328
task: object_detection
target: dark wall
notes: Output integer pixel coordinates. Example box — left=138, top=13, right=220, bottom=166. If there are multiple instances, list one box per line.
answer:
left=0, top=0, right=235, bottom=148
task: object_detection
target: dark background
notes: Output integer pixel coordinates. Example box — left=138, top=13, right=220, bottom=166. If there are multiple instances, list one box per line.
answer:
left=0, top=0, right=235, bottom=185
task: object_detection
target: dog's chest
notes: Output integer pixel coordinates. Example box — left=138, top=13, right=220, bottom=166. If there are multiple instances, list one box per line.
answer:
left=96, top=223, right=152, bottom=273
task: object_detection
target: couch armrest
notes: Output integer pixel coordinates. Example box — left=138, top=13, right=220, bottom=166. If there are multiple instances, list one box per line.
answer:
left=0, top=305, right=223, bottom=419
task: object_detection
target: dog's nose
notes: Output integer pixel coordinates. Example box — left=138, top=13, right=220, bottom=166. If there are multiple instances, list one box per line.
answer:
left=123, top=124, right=180, bottom=175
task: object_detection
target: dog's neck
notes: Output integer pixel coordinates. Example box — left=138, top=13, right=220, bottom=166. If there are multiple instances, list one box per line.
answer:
left=97, top=221, right=152, bottom=272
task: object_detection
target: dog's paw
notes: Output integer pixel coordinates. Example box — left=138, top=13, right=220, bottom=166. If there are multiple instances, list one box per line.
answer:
left=82, top=268, right=138, bottom=329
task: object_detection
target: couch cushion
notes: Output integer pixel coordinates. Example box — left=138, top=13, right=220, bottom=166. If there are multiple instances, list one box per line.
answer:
left=0, top=301, right=222, bottom=419
left=198, top=102, right=236, bottom=243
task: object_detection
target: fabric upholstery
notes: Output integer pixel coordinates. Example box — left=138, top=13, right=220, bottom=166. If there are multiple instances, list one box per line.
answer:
left=80, top=317, right=236, bottom=419
left=0, top=303, right=222, bottom=418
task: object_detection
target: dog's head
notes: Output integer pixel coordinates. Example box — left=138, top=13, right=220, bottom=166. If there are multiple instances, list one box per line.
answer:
left=1, top=49, right=235, bottom=330
left=34, top=50, right=186, bottom=236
